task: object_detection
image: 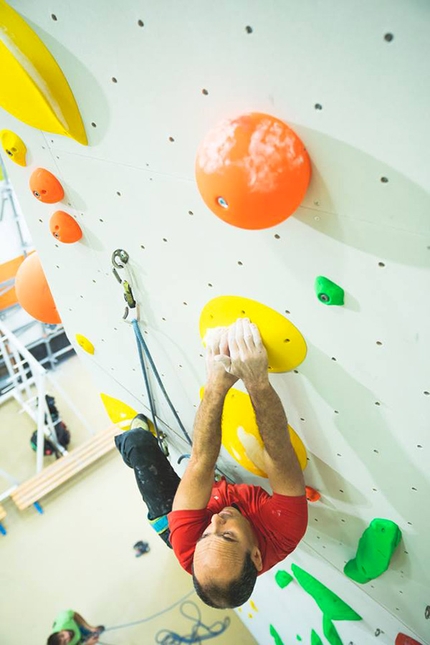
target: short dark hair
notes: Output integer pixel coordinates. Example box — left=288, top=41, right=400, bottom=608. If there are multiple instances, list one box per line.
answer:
left=192, top=551, right=258, bottom=608
left=47, top=634, right=62, bottom=645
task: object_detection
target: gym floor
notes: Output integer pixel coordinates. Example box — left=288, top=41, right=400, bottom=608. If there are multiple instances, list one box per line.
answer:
left=0, top=354, right=256, bottom=645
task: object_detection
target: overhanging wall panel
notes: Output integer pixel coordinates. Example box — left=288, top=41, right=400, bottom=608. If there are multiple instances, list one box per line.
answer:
left=2, top=0, right=429, bottom=643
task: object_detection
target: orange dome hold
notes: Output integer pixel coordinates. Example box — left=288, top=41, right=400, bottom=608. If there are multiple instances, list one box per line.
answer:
left=50, top=211, right=82, bottom=243
left=305, top=486, right=321, bottom=503
left=15, top=252, right=61, bottom=324
left=195, top=112, right=311, bottom=230
left=30, top=168, right=64, bottom=203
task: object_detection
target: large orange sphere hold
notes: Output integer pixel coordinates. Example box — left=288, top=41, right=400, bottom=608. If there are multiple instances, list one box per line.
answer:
left=15, top=252, right=61, bottom=324
left=195, top=112, right=311, bottom=229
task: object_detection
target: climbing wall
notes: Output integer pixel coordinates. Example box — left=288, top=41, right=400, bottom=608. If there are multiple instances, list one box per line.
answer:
left=1, top=1, right=429, bottom=644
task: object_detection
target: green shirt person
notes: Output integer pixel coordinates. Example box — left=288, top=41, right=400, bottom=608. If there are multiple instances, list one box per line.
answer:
left=47, top=610, right=104, bottom=645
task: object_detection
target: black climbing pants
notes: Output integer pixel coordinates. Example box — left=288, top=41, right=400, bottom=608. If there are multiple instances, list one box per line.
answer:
left=115, top=428, right=181, bottom=548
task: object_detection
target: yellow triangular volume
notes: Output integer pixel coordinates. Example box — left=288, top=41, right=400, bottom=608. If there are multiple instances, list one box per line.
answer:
left=100, top=393, right=137, bottom=430
left=200, top=387, right=307, bottom=477
left=0, top=0, right=87, bottom=144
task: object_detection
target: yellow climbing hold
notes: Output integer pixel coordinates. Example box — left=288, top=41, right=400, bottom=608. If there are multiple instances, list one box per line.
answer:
left=75, top=334, right=95, bottom=355
left=0, top=129, right=27, bottom=165
left=0, top=0, right=87, bottom=144
left=100, top=393, right=138, bottom=430
left=249, top=600, right=258, bottom=612
left=199, top=296, right=307, bottom=372
left=201, top=387, right=307, bottom=476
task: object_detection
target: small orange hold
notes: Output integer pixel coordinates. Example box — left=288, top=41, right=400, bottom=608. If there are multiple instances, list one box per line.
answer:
left=15, top=252, right=61, bottom=324
left=29, top=168, right=64, bottom=203
left=306, top=486, right=321, bottom=502
left=195, top=112, right=311, bottom=230
left=50, top=211, right=82, bottom=243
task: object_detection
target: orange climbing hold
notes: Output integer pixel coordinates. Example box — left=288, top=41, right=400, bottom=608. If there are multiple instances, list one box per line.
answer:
left=15, top=252, right=61, bottom=324
left=50, top=211, right=82, bottom=243
left=195, top=112, right=311, bottom=230
left=305, top=486, right=321, bottom=502
left=30, top=168, right=64, bottom=203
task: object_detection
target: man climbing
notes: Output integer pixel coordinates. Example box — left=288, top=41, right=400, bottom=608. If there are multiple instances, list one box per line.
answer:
left=116, top=318, right=308, bottom=608
left=47, top=610, right=104, bottom=645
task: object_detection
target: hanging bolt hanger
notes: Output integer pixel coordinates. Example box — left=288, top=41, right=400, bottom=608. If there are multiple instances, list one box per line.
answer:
left=111, top=248, right=136, bottom=317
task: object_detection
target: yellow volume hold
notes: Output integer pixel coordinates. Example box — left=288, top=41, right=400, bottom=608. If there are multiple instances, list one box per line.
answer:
left=0, top=0, right=87, bottom=145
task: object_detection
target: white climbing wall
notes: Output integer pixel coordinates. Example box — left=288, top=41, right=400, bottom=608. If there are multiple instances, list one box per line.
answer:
left=1, top=1, right=429, bottom=643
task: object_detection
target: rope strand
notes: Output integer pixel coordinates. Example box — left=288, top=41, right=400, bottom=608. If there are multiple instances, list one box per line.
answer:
left=131, top=319, right=192, bottom=446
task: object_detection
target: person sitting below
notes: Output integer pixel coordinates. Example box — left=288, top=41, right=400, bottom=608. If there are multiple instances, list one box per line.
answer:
left=47, top=610, right=104, bottom=645
left=116, top=318, right=308, bottom=608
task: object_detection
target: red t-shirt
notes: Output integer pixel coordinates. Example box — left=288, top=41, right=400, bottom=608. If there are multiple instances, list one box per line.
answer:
left=168, top=479, right=308, bottom=575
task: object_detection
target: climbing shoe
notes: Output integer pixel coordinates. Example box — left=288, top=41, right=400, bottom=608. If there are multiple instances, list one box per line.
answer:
left=130, top=414, right=151, bottom=433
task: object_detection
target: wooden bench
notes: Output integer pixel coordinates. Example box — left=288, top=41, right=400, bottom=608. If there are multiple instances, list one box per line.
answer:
left=11, top=425, right=120, bottom=511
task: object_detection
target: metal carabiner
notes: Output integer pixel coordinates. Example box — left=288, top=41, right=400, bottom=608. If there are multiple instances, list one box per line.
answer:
left=111, top=249, right=137, bottom=319
left=123, top=280, right=136, bottom=308
left=112, top=249, right=129, bottom=284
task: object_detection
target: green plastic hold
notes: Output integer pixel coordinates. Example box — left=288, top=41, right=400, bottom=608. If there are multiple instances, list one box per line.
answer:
left=323, top=616, right=344, bottom=645
left=311, top=631, right=324, bottom=645
left=275, top=570, right=294, bottom=589
left=315, top=276, right=345, bottom=305
left=270, top=624, right=285, bottom=645
left=344, top=518, right=402, bottom=583
left=291, top=564, right=362, bottom=621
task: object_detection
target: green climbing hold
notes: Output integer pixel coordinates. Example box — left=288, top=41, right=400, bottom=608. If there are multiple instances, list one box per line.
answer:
left=311, top=630, right=324, bottom=645
left=291, top=564, right=361, bottom=621
left=323, top=616, right=344, bottom=645
left=275, top=570, right=294, bottom=589
left=270, top=624, right=284, bottom=645
left=315, top=276, right=345, bottom=306
left=296, top=636, right=302, bottom=642
left=344, top=518, right=402, bottom=584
